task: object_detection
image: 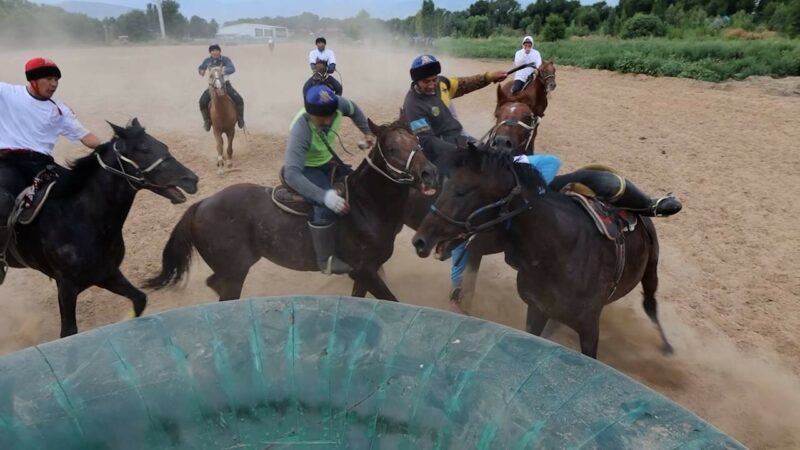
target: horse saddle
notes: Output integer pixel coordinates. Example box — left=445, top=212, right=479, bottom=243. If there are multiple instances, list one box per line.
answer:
left=10, top=166, right=59, bottom=226
left=561, top=184, right=637, bottom=241
left=271, top=166, right=348, bottom=216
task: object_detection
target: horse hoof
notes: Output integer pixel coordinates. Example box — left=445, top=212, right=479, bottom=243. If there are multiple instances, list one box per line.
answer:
left=447, top=300, right=469, bottom=316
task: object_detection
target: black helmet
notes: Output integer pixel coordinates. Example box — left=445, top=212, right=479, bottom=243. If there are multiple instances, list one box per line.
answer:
left=315, top=36, right=326, bottom=45
left=208, top=43, right=221, bottom=52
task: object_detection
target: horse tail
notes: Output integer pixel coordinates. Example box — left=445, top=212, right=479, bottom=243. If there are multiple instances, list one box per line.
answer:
left=144, top=202, right=200, bottom=290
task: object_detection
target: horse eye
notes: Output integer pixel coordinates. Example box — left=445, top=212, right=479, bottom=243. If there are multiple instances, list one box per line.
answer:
left=455, top=186, right=474, bottom=197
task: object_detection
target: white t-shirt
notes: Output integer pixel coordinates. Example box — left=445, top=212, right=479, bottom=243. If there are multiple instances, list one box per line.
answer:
left=0, top=82, right=88, bottom=156
left=309, top=48, right=337, bottom=65
left=513, top=48, right=543, bottom=82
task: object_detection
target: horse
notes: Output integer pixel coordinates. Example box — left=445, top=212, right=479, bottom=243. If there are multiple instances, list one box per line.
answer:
left=401, top=66, right=557, bottom=313
left=304, top=59, right=342, bottom=96
left=411, top=145, right=673, bottom=359
left=207, top=66, right=237, bottom=174
left=145, top=118, right=439, bottom=302
left=4, top=119, right=198, bottom=337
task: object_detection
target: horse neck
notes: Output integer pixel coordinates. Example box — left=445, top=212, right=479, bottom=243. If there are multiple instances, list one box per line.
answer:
left=348, top=152, right=410, bottom=220
left=532, top=76, right=548, bottom=117
left=67, top=147, right=139, bottom=228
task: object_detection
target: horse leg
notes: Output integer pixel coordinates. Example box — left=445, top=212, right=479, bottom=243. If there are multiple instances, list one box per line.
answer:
left=351, top=270, right=398, bottom=302
left=56, top=281, right=81, bottom=337
left=214, top=130, right=224, bottom=173
left=525, top=303, right=550, bottom=336
left=577, top=318, right=601, bottom=359
left=96, top=269, right=147, bottom=318
left=206, top=270, right=248, bottom=301
left=351, top=278, right=368, bottom=297
left=642, top=255, right=674, bottom=355
left=226, top=129, right=235, bottom=168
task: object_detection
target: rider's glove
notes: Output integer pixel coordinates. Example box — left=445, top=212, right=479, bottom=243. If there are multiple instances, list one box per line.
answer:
left=323, top=189, right=348, bottom=214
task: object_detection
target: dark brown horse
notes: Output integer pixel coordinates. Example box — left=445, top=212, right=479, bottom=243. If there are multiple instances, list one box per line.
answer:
left=402, top=66, right=556, bottom=312
left=412, top=145, right=673, bottom=359
left=4, top=119, right=198, bottom=337
left=146, top=118, right=438, bottom=301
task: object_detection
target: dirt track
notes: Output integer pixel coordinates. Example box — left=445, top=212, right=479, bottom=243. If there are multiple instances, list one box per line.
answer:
left=1, top=42, right=799, bottom=448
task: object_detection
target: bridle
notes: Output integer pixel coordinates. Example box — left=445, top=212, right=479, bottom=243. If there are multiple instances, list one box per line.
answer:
left=364, top=137, right=423, bottom=185
left=429, top=164, right=535, bottom=239
left=208, top=68, right=225, bottom=93
left=95, top=139, right=170, bottom=190
left=481, top=104, right=540, bottom=154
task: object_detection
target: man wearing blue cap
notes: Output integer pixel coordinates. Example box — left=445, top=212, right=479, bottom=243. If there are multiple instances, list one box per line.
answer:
left=283, top=85, right=375, bottom=274
left=403, top=54, right=507, bottom=165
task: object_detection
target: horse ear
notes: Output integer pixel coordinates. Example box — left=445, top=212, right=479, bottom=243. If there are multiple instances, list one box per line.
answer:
left=107, top=120, right=126, bottom=138
left=368, top=118, right=384, bottom=136
left=130, top=117, right=142, bottom=130
left=497, top=84, right=507, bottom=104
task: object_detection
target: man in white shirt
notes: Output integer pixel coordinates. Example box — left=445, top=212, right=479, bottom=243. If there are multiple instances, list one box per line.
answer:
left=0, top=57, right=100, bottom=282
left=512, top=36, right=543, bottom=95
left=308, top=37, right=342, bottom=96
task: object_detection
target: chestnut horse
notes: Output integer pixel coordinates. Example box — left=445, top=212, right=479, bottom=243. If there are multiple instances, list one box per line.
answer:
left=207, top=66, right=236, bottom=173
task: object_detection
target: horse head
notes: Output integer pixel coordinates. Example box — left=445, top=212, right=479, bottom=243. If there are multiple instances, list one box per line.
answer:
left=490, top=87, right=538, bottom=155
left=207, top=66, right=226, bottom=95
left=105, top=118, right=199, bottom=204
left=536, top=60, right=557, bottom=94
left=412, top=143, right=544, bottom=259
left=365, top=111, right=439, bottom=195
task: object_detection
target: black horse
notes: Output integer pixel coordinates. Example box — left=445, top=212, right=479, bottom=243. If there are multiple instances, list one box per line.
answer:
left=3, top=119, right=198, bottom=337
left=412, top=145, right=673, bottom=359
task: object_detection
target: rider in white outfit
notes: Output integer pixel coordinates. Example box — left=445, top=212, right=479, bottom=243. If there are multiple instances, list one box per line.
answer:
left=512, top=36, right=542, bottom=94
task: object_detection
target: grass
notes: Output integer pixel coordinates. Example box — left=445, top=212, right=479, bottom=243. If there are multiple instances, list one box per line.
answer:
left=433, top=36, right=800, bottom=82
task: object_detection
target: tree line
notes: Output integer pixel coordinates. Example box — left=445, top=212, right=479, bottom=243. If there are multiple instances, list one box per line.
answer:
left=387, top=0, right=800, bottom=40
left=0, top=0, right=217, bottom=46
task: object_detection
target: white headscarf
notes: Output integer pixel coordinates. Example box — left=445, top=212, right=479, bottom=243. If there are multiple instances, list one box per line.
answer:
left=522, top=36, right=534, bottom=46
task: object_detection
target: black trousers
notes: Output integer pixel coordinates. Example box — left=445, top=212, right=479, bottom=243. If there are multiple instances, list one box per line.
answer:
left=0, top=152, right=56, bottom=223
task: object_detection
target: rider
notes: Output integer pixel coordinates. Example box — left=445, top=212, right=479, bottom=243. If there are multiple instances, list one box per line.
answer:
left=283, top=85, right=375, bottom=275
left=402, top=54, right=507, bottom=165
left=511, top=36, right=542, bottom=95
left=0, top=57, right=101, bottom=284
left=403, top=54, right=507, bottom=302
left=198, top=43, right=245, bottom=131
left=308, top=37, right=342, bottom=96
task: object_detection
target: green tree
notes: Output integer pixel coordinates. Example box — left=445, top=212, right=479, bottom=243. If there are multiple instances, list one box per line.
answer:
left=541, top=13, right=566, bottom=40
left=620, top=13, right=666, bottom=38
left=575, top=5, right=601, bottom=30
left=464, top=14, right=491, bottom=37
left=416, top=0, right=437, bottom=36
left=115, top=10, right=153, bottom=41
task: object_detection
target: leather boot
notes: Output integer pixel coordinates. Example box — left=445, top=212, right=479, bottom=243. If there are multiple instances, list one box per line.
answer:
left=235, top=102, right=245, bottom=129
left=0, top=225, right=11, bottom=285
left=201, top=108, right=211, bottom=132
left=308, top=222, right=352, bottom=274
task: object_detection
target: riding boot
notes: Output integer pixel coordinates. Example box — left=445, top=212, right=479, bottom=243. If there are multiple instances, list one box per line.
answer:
left=235, top=102, right=245, bottom=129
left=0, top=225, right=10, bottom=285
left=308, top=222, right=352, bottom=275
left=201, top=108, right=211, bottom=132
left=615, top=180, right=683, bottom=217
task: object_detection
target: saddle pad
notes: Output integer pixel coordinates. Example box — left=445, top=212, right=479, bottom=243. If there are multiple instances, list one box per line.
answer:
left=563, top=189, right=637, bottom=241
left=11, top=173, right=58, bottom=226
left=270, top=166, right=348, bottom=216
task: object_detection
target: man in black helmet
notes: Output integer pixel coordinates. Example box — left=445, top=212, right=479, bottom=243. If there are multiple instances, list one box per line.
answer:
left=308, top=37, right=342, bottom=95
left=198, top=43, right=245, bottom=130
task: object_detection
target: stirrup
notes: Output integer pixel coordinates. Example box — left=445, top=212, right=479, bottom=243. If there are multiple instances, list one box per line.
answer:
left=651, top=194, right=682, bottom=217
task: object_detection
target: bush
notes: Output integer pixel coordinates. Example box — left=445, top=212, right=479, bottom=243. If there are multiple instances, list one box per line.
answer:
left=464, top=15, right=490, bottom=38
left=541, top=14, right=567, bottom=41
left=567, top=24, right=591, bottom=37
left=620, top=13, right=666, bottom=39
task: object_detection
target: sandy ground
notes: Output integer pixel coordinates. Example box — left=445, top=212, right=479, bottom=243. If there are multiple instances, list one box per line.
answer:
left=1, top=42, right=799, bottom=448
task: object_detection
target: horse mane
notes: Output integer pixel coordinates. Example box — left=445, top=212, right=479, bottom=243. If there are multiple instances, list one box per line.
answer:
left=446, top=143, right=548, bottom=192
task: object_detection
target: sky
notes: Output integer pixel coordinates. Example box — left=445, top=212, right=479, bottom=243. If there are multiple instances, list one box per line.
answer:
left=40, top=0, right=618, bottom=22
